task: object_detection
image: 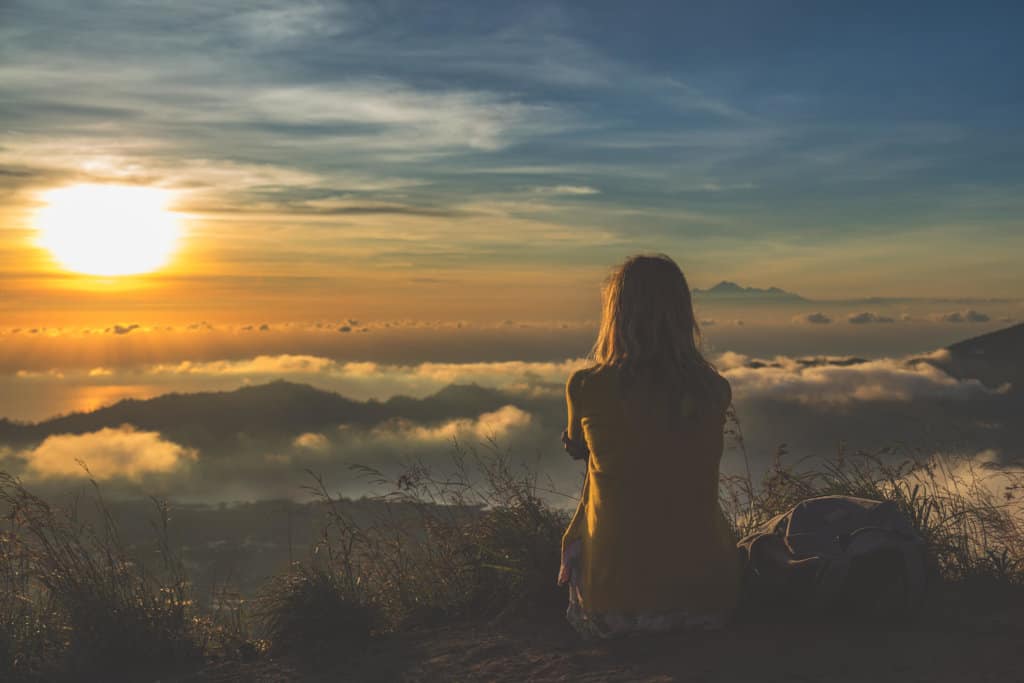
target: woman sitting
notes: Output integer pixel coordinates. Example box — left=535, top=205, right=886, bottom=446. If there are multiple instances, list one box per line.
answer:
left=558, top=253, right=740, bottom=638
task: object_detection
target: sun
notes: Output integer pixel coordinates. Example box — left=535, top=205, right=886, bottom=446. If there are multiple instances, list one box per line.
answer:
left=35, top=184, right=183, bottom=276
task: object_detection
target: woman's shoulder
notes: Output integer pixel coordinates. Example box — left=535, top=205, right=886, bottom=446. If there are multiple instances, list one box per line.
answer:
left=704, top=367, right=732, bottom=414
left=711, top=368, right=731, bottom=401
left=566, top=363, right=616, bottom=398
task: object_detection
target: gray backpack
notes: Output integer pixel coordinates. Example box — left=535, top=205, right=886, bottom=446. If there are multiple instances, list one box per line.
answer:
left=736, top=495, right=929, bottom=621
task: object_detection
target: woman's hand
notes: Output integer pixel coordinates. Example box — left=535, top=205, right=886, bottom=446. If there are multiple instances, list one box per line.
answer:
left=561, top=428, right=589, bottom=461
left=558, top=538, right=582, bottom=586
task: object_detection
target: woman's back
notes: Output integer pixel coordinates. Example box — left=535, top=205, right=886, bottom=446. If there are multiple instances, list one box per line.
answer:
left=562, top=363, right=740, bottom=615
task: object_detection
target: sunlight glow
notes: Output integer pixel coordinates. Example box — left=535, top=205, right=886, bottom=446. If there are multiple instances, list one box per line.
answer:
left=35, top=184, right=182, bottom=276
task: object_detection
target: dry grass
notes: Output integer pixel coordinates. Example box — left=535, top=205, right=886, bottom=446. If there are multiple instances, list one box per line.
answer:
left=2, top=419, right=1022, bottom=680
left=721, top=408, right=1024, bottom=584
left=0, top=471, right=251, bottom=682
left=279, top=438, right=571, bottom=631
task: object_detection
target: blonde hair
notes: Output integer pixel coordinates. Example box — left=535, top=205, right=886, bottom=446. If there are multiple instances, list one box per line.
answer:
left=590, top=253, right=722, bottom=417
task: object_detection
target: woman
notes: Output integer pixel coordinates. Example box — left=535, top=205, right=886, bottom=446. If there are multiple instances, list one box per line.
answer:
left=558, top=253, right=740, bottom=639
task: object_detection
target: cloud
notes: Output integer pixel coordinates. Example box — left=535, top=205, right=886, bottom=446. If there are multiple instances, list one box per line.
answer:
left=372, top=405, right=534, bottom=444
left=1, top=346, right=1018, bottom=504
left=794, top=312, right=832, bottom=325
left=144, top=355, right=591, bottom=401
left=531, top=185, right=600, bottom=196
left=152, top=355, right=338, bottom=377
left=938, top=309, right=991, bottom=323
left=716, top=351, right=750, bottom=371
left=293, top=432, right=330, bottom=453
left=720, top=354, right=1002, bottom=405
left=248, top=82, right=564, bottom=153
left=21, top=426, right=197, bottom=482
left=847, top=312, right=895, bottom=324
left=15, top=369, right=65, bottom=380
left=230, top=3, right=348, bottom=44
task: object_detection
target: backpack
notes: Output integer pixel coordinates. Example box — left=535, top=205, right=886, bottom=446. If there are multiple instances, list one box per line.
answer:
left=736, top=495, right=929, bottom=621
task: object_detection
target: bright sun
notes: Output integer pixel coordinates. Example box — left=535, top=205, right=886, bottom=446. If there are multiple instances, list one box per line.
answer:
left=35, top=184, right=182, bottom=276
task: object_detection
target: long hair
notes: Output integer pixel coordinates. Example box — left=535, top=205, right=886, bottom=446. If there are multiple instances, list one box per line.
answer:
left=590, top=253, right=723, bottom=418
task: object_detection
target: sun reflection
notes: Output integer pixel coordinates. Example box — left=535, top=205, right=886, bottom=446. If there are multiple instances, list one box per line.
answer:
left=35, top=184, right=183, bottom=276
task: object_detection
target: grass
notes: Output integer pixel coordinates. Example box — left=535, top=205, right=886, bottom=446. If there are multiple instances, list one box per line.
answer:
left=1, top=419, right=1022, bottom=680
left=721, top=408, right=1024, bottom=584
left=254, top=562, right=372, bottom=659
left=289, top=438, right=570, bottom=631
left=0, top=470, right=249, bottom=682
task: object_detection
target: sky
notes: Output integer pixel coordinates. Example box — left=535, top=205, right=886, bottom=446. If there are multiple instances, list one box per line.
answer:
left=1, top=2, right=1022, bottom=501
left=2, top=0, right=1023, bottom=331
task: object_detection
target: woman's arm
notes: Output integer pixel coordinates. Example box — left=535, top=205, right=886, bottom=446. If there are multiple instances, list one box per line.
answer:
left=562, top=370, right=589, bottom=461
left=558, top=370, right=590, bottom=585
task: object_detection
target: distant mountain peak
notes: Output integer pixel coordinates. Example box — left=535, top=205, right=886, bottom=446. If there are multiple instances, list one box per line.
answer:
left=694, top=281, right=806, bottom=301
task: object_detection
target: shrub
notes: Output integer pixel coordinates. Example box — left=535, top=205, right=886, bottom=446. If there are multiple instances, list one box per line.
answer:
left=254, top=561, right=373, bottom=658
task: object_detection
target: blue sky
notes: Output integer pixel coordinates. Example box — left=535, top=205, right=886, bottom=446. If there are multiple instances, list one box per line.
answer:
left=1, top=0, right=1022, bottom=326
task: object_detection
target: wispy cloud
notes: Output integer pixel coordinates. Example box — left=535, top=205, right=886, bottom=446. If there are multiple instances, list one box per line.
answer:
left=530, top=185, right=600, bottom=196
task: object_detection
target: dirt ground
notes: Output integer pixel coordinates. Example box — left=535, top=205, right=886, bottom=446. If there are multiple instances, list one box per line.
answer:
left=183, top=589, right=1024, bottom=683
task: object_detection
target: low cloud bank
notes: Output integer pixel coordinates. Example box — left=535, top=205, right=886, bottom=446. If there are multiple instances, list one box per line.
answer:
left=75, top=355, right=593, bottom=403
left=0, top=348, right=1018, bottom=502
left=20, top=426, right=197, bottom=482
left=793, top=312, right=832, bottom=325
left=848, top=312, right=895, bottom=325
left=938, top=309, right=991, bottom=323
left=375, top=404, right=534, bottom=443
left=719, top=353, right=1002, bottom=404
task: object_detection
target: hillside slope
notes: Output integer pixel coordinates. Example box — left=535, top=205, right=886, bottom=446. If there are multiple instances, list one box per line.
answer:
left=0, top=381, right=518, bottom=452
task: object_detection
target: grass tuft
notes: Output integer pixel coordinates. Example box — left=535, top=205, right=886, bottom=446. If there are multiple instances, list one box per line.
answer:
left=254, top=561, right=373, bottom=658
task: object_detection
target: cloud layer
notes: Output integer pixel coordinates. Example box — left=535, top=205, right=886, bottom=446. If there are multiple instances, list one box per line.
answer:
left=720, top=355, right=1001, bottom=404
left=0, top=339, right=1017, bottom=504
left=21, top=426, right=197, bottom=482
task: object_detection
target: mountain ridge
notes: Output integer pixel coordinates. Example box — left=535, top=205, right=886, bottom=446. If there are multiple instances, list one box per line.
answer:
left=693, top=281, right=807, bottom=302
left=0, top=380, right=519, bottom=452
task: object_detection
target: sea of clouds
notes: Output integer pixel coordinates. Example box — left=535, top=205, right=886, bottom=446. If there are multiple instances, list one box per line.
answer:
left=2, top=346, right=1018, bottom=506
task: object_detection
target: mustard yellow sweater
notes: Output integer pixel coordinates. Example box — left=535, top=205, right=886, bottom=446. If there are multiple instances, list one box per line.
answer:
left=561, top=364, right=741, bottom=614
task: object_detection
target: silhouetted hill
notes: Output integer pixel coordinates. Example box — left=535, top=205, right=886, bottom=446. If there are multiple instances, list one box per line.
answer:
left=0, top=380, right=517, bottom=452
left=938, top=322, right=1024, bottom=390
left=948, top=321, right=1024, bottom=362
